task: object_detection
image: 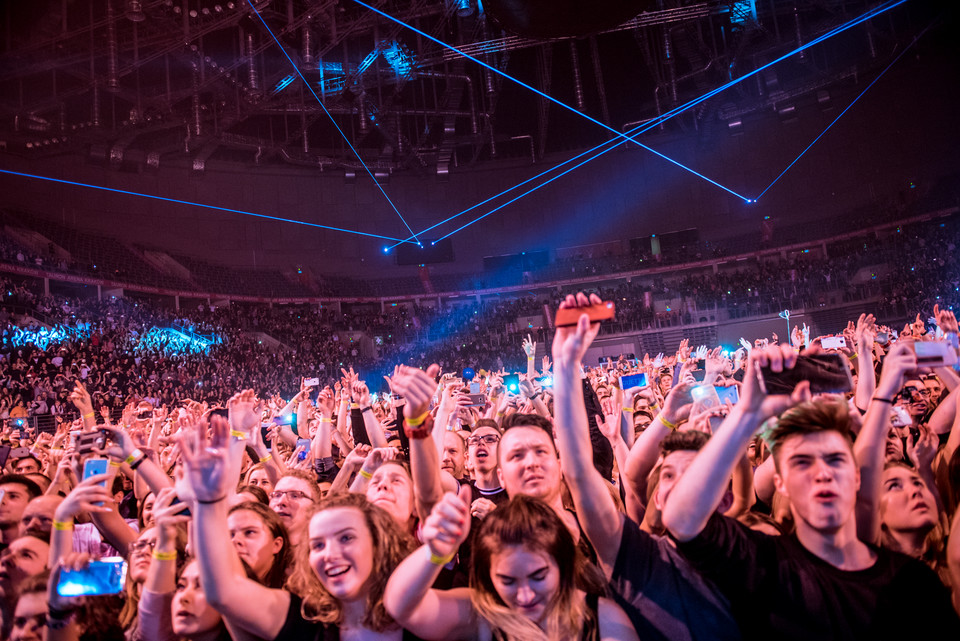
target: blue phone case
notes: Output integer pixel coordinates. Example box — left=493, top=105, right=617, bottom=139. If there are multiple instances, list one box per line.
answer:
left=57, top=557, right=128, bottom=597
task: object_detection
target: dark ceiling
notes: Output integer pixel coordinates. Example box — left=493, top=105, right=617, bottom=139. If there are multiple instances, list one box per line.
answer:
left=0, top=0, right=944, bottom=179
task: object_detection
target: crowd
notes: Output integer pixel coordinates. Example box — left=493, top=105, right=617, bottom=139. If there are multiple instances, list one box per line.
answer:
left=0, top=288, right=956, bottom=641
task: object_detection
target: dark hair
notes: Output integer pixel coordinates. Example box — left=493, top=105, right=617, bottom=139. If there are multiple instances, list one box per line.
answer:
left=660, top=430, right=709, bottom=457
left=0, top=474, right=43, bottom=500
left=500, top=413, right=554, bottom=441
left=228, top=501, right=292, bottom=589
left=236, top=484, right=270, bottom=505
left=767, top=399, right=854, bottom=471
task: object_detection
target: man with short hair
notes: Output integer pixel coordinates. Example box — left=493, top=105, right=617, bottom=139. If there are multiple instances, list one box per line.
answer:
left=267, top=471, right=318, bottom=546
left=0, top=476, right=42, bottom=552
left=18, top=495, right=62, bottom=542
left=662, top=345, right=960, bottom=639
left=12, top=456, right=40, bottom=476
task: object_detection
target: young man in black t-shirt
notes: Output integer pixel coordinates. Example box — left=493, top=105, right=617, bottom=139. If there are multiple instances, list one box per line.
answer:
left=662, top=344, right=960, bottom=640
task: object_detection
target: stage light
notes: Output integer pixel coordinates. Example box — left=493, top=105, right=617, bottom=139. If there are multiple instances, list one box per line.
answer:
left=245, top=0, right=420, bottom=244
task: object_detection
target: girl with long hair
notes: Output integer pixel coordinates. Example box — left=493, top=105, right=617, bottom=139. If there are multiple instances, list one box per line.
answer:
left=384, top=492, right=638, bottom=641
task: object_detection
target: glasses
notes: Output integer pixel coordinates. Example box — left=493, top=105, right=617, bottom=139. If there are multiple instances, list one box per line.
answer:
left=269, top=490, right=312, bottom=502
left=129, top=539, right=157, bottom=555
left=467, top=434, right=501, bottom=447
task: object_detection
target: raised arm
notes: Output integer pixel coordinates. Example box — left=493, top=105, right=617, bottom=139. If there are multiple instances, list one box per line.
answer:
left=662, top=345, right=809, bottom=542
left=179, top=416, right=291, bottom=640
left=383, top=488, right=477, bottom=641
left=853, top=342, right=915, bottom=544
left=551, top=293, right=624, bottom=573
left=854, top=314, right=877, bottom=412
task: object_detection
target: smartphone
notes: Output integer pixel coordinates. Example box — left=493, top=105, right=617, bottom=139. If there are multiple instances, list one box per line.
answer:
left=465, top=393, right=486, bottom=407
left=304, top=377, right=320, bottom=387
left=469, top=382, right=481, bottom=394
left=758, top=353, right=854, bottom=395
left=260, top=424, right=272, bottom=446
left=555, top=301, right=615, bottom=327
left=912, top=341, right=958, bottom=368
left=0, top=445, right=10, bottom=471
left=83, top=459, right=109, bottom=506
left=9, top=447, right=31, bottom=460
left=691, top=369, right=707, bottom=383
left=296, top=438, right=311, bottom=461
left=69, top=430, right=81, bottom=449
left=57, top=557, right=128, bottom=597
left=619, top=372, right=648, bottom=390
left=502, top=374, right=521, bottom=394
left=891, top=405, right=912, bottom=427
left=820, top=336, right=847, bottom=350
left=170, top=496, right=192, bottom=518
left=875, top=332, right=889, bottom=346
left=77, top=430, right=108, bottom=455
left=715, top=385, right=740, bottom=405
left=537, top=375, right=553, bottom=388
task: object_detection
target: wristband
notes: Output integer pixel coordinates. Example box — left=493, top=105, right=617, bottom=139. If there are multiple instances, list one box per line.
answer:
left=196, top=496, right=226, bottom=505
left=405, top=411, right=429, bottom=427
left=129, top=453, right=147, bottom=470
left=124, top=449, right=144, bottom=466
left=52, top=520, right=73, bottom=531
left=850, top=353, right=858, bottom=360
left=350, top=403, right=360, bottom=410
left=527, top=356, right=535, bottom=361
left=623, top=407, right=634, bottom=412
left=429, top=550, right=455, bottom=566
left=108, top=460, right=121, bottom=468
left=659, top=415, right=678, bottom=430
left=152, top=550, right=178, bottom=561
left=359, top=469, right=373, bottom=479
left=320, top=417, right=333, bottom=423
left=360, top=406, right=373, bottom=414
left=404, top=413, right=434, bottom=440
left=230, top=430, right=246, bottom=439
left=871, top=396, right=893, bottom=404
left=259, top=454, right=273, bottom=463
left=83, top=412, right=95, bottom=419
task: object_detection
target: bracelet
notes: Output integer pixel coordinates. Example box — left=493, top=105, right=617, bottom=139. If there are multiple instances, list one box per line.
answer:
left=129, top=453, right=147, bottom=470
left=850, top=353, right=859, bottom=360
left=404, top=413, right=434, bottom=440
left=83, top=412, right=95, bottom=419
left=405, top=411, right=430, bottom=427
left=124, top=448, right=144, bottom=466
left=527, top=356, right=535, bottom=361
left=429, top=550, right=455, bottom=566
left=108, top=460, right=121, bottom=468
left=52, top=520, right=73, bottom=531
left=152, top=550, right=178, bottom=561
left=259, top=454, right=272, bottom=463
left=196, top=496, right=226, bottom=505
left=871, top=396, right=893, bottom=404
left=320, top=417, right=333, bottom=423
left=229, top=430, right=246, bottom=439
left=350, top=403, right=360, bottom=410
left=360, top=406, right=373, bottom=413
left=359, top=469, right=373, bottom=479
left=623, top=406, right=634, bottom=412
left=659, top=415, right=678, bottom=430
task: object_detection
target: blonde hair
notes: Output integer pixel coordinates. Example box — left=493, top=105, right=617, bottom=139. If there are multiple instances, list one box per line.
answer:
left=284, top=493, right=415, bottom=632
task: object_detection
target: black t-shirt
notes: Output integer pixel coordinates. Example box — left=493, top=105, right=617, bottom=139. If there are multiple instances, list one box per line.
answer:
left=275, top=594, right=423, bottom=641
left=610, top=516, right=741, bottom=641
left=676, top=513, right=960, bottom=641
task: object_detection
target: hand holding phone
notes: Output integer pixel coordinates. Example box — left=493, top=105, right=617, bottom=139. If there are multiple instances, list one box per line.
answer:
left=57, top=557, right=128, bottom=597
left=555, top=301, right=615, bottom=327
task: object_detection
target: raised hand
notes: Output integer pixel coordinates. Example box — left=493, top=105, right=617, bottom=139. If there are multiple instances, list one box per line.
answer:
left=352, top=381, right=372, bottom=407
left=934, top=304, right=959, bottom=334
left=522, top=334, right=537, bottom=359
left=390, top=364, right=441, bottom=419
left=54, top=473, right=116, bottom=522
left=906, top=425, right=938, bottom=473
left=552, top=292, right=603, bottom=373
left=228, top=389, right=262, bottom=439
left=421, top=487, right=472, bottom=561
left=177, top=415, right=232, bottom=503
left=738, top=344, right=812, bottom=420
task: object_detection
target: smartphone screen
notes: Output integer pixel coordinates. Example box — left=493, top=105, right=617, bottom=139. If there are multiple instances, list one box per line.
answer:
left=502, top=374, right=520, bottom=394
left=296, top=438, right=311, bottom=460
left=759, top=353, right=853, bottom=395
left=57, top=557, right=128, bottom=597
left=619, top=372, right=648, bottom=389
left=715, top=385, right=740, bottom=405
left=820, top=336, right=847, bottom=350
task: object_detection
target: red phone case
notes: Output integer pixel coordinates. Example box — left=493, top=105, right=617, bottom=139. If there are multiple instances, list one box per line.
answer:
left=554, top=301, right=616, bottom=327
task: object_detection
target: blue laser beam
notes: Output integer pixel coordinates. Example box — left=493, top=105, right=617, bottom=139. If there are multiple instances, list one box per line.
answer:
left=0, top=168, right=410, bottom=243
left=245, top=0, right=421, bottom=246
left=348, top=0, right=751, bottom=203
left=385, top=0, right=910, bottom=248
left=754, top=21, right=930, bottom=200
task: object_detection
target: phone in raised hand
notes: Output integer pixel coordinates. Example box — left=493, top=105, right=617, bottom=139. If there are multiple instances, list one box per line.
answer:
left=57, top=557, right=127, bottom=597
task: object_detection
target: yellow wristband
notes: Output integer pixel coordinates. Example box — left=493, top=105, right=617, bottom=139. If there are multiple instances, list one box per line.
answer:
left=319, top=417, right=333, bottom=423
left=405, top=411, right=430, bottom=427
left=52, top=520, right=73, bottom=531
left=124, top=449, right=144, bottom=466
left=659, top=415, right=678, bottom=430
left=83, top=412, right=95, bottom=419
left=359, top=469, right=373, bottom=479
left=108, top=460, right=121, bottom=468
left=259, top=454, right=272, bottom=463
left=429, top=550, right=455, bottom=566
left=152, top=550, right=178, bottom=561
left=230, top=430, right=246, bottom=439
left=623, top=407, right=633, bottom=412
